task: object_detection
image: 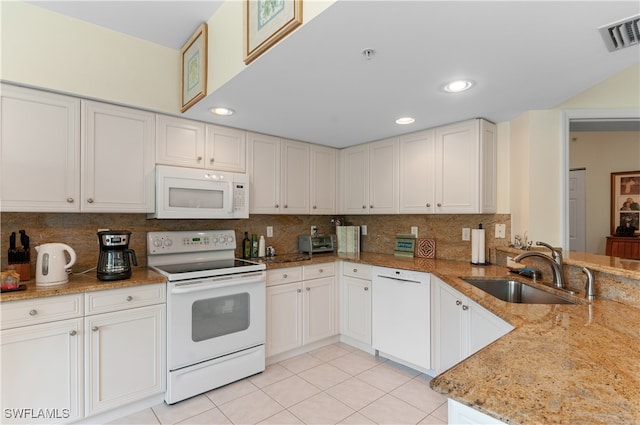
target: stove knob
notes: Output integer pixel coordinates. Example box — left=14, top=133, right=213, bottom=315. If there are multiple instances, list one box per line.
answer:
left=153, top=238, right=163, bottom=248
left=164, top=238, right=173, bottom=247
left=213, top=237, right=219, bottom=244
left=227, top=235, right=234, bottom=243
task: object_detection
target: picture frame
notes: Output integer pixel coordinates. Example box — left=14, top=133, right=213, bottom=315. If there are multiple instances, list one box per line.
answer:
left=610, top=170, right=640, bottom=236
left=244, top=0, right=302, bottom=65
left=180, top=23, right=208, bottom=113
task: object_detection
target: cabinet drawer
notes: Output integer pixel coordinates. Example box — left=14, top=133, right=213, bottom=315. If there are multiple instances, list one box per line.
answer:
left=267, top=266, right=303, bottom=286
left=85, top=283, right=166, bottom=315
left=303, top=262, right=336, bottom=280
left=342, top=262, right=372, bottom=280
left=0, top=294, right=83, bottom=330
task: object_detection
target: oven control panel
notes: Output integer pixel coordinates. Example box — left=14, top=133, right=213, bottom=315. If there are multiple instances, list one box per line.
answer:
left=147, top=230, right=236, bottom=254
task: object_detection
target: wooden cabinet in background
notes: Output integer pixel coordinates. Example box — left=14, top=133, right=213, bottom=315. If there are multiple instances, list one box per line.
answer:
left=605, top=236, right=640, bottom=260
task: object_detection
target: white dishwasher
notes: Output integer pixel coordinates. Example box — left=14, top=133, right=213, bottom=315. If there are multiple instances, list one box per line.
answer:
left=372, top=266, right=430, bottom=371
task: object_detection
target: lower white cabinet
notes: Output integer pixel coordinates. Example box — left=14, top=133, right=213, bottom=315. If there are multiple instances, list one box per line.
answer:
left=448, top=399, right=507, bottom=425
left=0, top=284, right=166, bottom=424
left=266, top=265, right=337, bottom=357
left=431, top=276, right=512, bottom=373
left=339, top=262, right=372, bottom=346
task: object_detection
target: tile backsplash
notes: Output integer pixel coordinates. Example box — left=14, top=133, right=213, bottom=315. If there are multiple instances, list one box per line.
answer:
left=1, top=212, right=511, bottom=273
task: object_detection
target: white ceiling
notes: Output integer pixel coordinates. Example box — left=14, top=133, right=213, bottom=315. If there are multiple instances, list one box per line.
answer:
left=26, top=1, right=640, bottom=148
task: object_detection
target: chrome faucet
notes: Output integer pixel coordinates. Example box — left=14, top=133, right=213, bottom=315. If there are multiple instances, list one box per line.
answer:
left=582, top=267, right=596, bottom=301
left=513, top=251, right=565, bottom=289
left=536, top=241, right=563, bottom=267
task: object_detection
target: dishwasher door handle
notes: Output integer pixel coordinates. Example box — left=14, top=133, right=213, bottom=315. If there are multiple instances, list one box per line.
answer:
left=376, top=275, right=422, bottom=284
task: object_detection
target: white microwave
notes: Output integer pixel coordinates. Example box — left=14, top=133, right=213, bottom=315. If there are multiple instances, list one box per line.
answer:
left=150, top=165, right=249, bottom=219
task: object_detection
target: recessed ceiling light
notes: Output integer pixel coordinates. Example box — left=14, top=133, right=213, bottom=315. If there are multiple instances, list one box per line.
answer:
left=442, top=80, right=475, bottom=93
left=210, top=107, right=235, bottom=116
left=395, top=117, right=415, bottom=125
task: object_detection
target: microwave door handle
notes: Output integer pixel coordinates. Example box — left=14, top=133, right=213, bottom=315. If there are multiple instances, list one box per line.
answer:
left=227, top=181, right=234, bottom=214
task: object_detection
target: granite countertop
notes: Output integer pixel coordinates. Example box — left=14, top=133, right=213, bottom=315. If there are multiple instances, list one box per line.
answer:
left=0, top=268, right=166, bottom=302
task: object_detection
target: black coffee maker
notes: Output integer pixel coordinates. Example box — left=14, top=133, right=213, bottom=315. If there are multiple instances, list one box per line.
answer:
left=97, top=230, right=138, bottom=281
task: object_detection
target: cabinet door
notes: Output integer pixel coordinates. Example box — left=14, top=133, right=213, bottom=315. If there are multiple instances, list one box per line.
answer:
left=281, top=139, right=309, bottom=214
left=303, top=276, right=337, bottom=345
left=1, top=319, right=83, bottom=424
left=310, top=144, right=337, bottom=214
left=468, top=299, right=513, bottom=356
left=81, top=101, right=155, bottom=212
left=205, top=124, right=246, bottom=172
left=155, top=114, right=206, bottom=168
left=399, top=129, right=435, bottom=213
left=434, top=120, right=479, bottom=213
left=248, top=132, right=281, bottom=214
left=431, top=277, right=465, bottom=373
left=1, top=85, right=81, bottom=212
left=340, top=275, right=371, bottom=345
left=266, top=282, right=303, bottom=357
left=85, top=304, right=165, bottom=416
left=368, top=138, right=399, bottom=214
left=480, top=119, right=497, bottom=213
left=340, top=144, right=369, bottom=214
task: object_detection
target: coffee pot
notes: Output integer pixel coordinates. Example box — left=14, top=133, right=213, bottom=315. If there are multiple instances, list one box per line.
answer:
left=35, top=243, right=77, bottom=286
left=97, top=231, right=137, bottom=281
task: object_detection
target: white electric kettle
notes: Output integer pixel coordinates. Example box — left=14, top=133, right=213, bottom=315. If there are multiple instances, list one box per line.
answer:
left=35, top=243, right=77, bottom=286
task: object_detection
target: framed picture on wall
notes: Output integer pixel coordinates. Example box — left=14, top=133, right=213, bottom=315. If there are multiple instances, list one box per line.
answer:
left=181, top=23, right=208, bottom=112
left=244, top=0, right=302, bottom=65
left=611, top=170, right=640, bottom=236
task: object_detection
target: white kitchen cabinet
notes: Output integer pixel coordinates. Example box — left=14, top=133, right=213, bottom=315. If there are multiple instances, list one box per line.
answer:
left=266, top=265, right=336, bottom=358
left=340, top=138, right=398, bottom=214
left=433, top=119, right=496, bottom=214
left=340, top=262, right=372, bottom=346
left=399, top=119, right=496, bottom=214
left=448, top=399, right=507, bottom=425
left=248, top=133, right=312, bottom=214
left=83, top=284, right=165, bottom=418
left=431, top=276, right=512, bottom=373
left=81, top=101, right=155, bottom=212
left=0, top=84, right=81, bottom=212
left=0, top=294, right=84, bottom=424
left=310, top=144, right=337, bottom=214
left=156, top=115, right=246, bottom=172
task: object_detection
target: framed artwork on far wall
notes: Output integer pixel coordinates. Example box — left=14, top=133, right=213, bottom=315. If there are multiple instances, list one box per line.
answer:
left=611, top=170, right=640, bottom=236
left=181, top=23, right=208, bottom=112
left=244, top=0, right=302, bottom=65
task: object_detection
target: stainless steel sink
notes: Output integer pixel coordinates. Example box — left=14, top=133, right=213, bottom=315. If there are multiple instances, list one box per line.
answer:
left=460, top=277, right=576, bottom=304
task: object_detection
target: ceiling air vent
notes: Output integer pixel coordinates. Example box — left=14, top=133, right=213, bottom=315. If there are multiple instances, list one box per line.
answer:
left=599, top=14, right=640, bottom=52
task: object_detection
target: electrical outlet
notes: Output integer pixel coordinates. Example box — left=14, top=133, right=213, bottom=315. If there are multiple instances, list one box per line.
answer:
left=411, top=226, right=418, bottom=237
left=462, top=228, right=471, bottom=241
left=266, top=226, right=273, bottom=238
left=361, top=225, right=368, bottom=236
left=495, top=223, right=506, bottom=239
left=311, top=225, right=318, bottom=235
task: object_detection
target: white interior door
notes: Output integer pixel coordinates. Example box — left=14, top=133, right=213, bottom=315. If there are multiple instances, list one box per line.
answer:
left=569, top=169, right=586, bottom=252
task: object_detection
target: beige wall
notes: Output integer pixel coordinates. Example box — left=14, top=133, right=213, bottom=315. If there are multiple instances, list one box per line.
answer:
left=569, top=131, right=640, bottom=254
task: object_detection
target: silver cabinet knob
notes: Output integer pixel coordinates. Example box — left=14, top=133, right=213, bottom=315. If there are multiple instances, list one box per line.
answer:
left=364, top=287, right=369, bottom=291
left=126, top=296, right=133, bottom=301
left=437, top=203, right=442, bottom=207
left=284, top=205, right=288, bottom=208
left=29, top=309, right=37, bottom=316
left=197, top=156, right=203, bottom=161
left=306, top=287, right=311, bottom=291
left=362, top=205, right=366, bottom=209
left=462, top=305, right=469, bottom=311
left=283, top=274, right=288, bottom=278
left=210, top=158, right=215, bottom=163
left=313, top=205, right=317, bottom=209
left=275, top=204, right=279, bottom=208
left=456, top=300, right=462, bottom=306
left=370, top=205, right=374, bottom=208
left=87, top=198, right=94, bottom=204
left=69, top=330, right=77, bottom=336
left=426, top=203, right=431, bottom=207
left=319, top=269, right=324, bottom=273
left=353, top=268, right=358, bottom=273
left=92, top=326, right=99, bottom=332
left=297, top=288, right=302, bottom=293
left=67, top=198, right=74, bottom=203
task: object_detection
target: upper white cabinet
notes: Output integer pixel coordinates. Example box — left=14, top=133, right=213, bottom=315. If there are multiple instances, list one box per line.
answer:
left=1, top=85, right=155, bottom=213
left=1, top=85, right=81, bottom=212
left=400, top=119, right=496, bottom=214
left=156, top=114, right=246, bottom=172
left=340, top=138, right=398, bottom=214
left=248, top=133, right=333, bottom=215
left=310, top=144, right=337, bottom=214
left=81, top=101, right=155, bottom=212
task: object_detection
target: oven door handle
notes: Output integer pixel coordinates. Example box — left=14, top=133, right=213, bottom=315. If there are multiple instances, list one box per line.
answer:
left=170, top=273, right=265, bottom=294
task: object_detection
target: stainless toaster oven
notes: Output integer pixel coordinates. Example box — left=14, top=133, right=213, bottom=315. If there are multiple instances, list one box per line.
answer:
left=298, top=234, right=336, bottom=254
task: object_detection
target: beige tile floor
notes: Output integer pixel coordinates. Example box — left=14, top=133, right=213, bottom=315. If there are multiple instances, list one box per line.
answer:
left=110, top=343, right=448, bottom=425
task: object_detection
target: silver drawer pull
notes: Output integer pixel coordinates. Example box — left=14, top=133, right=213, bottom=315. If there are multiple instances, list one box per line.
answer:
left=67, top=198, right=74, bottom=203
left=197, top=156, right=203, bottom=161
left=283, top=274, right=288, bottom=278
left=353, top=268, right=358, bottom=273
left=29, top=309, right=37, bottom=316
left=319, top=269, right=324, bottom=273
left=297, top=288, right=302, bottom=293
left=87, top=198, right=94, bottom=203
left=462, top=305, right=469, bottom=311
left=456, top=300, right=462, bottom=306
left=69, top=330, right=77, bottom=336
left=364, top=287, right=369, bottom=291
left=306, top=287, right=310, bottom=291
left=126, top=296, right=133, bottom=301
left=92, top=326, right=99, bottom=332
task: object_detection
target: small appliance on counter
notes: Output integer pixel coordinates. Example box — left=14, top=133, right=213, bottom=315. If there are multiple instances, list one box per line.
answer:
left=7, top=229, right=31, bottom=281
left=298, top=234, right=336, bottom=254
left=35, top=243, right=76, bottom=286
left=97, top=230, right=137, bottom=281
